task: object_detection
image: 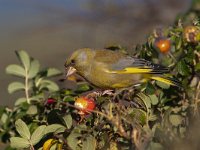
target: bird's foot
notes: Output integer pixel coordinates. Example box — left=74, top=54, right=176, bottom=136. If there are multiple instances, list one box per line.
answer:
left=83, top=89, right=114, bottom=99
left=102, top=90, right=115, bottom=96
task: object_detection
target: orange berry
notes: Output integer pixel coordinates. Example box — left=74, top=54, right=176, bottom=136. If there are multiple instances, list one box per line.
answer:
left=183, top=26, right=200, bottom=43
left=154, top=38, right=171, bottom=53
left=74, top=97, right=95, bottom=114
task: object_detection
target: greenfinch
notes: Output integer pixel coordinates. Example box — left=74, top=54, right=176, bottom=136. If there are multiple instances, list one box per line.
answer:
left=65, top=48, right=180, bottom=89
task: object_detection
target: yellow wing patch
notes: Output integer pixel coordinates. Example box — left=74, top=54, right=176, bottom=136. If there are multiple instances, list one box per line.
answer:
left=150, top=76, right=175, bottom=86
left=112, top=67, right=153, bottom=74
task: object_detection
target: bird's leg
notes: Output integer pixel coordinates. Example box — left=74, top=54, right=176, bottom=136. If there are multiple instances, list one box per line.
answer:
left=82, top=86, right=135, bottom=101
left=102, top=90, right=115, bottom=96
left=83, top=89, right=114, bottom=99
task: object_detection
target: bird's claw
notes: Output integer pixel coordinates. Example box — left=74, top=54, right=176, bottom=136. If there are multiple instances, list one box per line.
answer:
left=102, top=90, right=114, bottom=96
left=85, top=89, right=114, bottom=99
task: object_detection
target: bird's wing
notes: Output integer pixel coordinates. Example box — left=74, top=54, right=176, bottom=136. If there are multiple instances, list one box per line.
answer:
left=108, top=56, right=170, bottom=74
left=93, top=51, right=181, bottom=87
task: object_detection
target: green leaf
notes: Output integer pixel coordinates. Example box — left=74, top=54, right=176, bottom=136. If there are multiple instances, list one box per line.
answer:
left=16, top=50, right=30, bottom=70
left=10, top=137, right=30, bottom=149
left=8, top=82, right=25, bottom=94
left=82, top=135, right=96, bottom=150
left=129, top=108, right=147, bottom=125
left=64, top=89, right=74, bottom=95
left=28, top=59, right=40, bottom=78
left=175, top=37, right=182, bottom=50
left=26, top=105, right=38, bottom=115
left=62, top=114, right=72, bottom=129
left=29, top=94, right=44, bottom=102
left=6, top=64, right=26, bottom=77
left=195, top=62, right=200, bottom=72
left=15, top=112, right=27, bottom=121
left=29, top=122, right=39, bottom=135
left=40, top=80, right=59, bottom=92
left=149, top=94, right=159, bottom=105
left=67, top=132, right=80, bottom=150
left=15, top=119, right=30, bottom=140
left=1, top=113, right=8, bottom=124
left=145, top=82, right=155, bottom=95
left=137, top=93, right=151, bottom=109
left=35, top=76, right=43, bottom=87
left=31, top=125, right=46, bottom=145
left=47, top=68, right=62, bottom=77
left=45, top=124, right=66, bottom=135
left=15, top=97, right=27, bottom=106
left=63, top=96, right=74, bottom=102
left=46, top=81, right=59, bottom=92
left=76, top=84, right=91, bottom=92
left=177, top=60, right=190, bottom=76
left=156, top=81, right=170, bottom=89
left=169, top=114, right=182, bottom=127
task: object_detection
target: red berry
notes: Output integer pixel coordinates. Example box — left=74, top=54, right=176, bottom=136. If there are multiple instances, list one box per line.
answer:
left=46, top=98, right=56, bottom=105
left=154, top=38, right=171, bottom=53
left=86, top=98, right=96, bottom=111
left=74, top=97, right=95, bottom=114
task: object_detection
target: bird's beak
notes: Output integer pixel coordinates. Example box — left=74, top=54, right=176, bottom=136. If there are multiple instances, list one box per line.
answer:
left=66, top=66, right=77, bottom=77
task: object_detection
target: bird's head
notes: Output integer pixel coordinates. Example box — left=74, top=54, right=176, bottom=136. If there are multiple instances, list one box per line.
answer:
left=65, top=48, right=95, bottom=77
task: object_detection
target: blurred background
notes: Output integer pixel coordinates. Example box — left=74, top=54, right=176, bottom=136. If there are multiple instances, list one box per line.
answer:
left=0, top=0, right=191, bottom=106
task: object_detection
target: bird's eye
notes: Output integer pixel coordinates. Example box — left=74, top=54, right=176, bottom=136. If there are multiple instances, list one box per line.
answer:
left=71, top=59, right=76, bottom=65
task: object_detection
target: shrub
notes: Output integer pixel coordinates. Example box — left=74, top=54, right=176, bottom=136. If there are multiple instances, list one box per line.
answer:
left=1, top=3, right=200, bottom=150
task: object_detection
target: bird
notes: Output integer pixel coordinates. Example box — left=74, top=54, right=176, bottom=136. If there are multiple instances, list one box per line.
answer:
left=65, top=48, right=180, bottom=89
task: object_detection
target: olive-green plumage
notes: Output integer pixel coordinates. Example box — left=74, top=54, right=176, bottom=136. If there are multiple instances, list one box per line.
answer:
left=65, top=48, right=180, bottom=89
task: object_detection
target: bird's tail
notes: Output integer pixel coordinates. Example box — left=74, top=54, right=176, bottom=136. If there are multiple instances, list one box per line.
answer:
left=150, top=76, right=182, bottom=87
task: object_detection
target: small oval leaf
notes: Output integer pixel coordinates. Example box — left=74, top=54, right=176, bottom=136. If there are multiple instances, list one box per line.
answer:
left=156, top=81, right=170, bottom=89
left=47, top=68, right=62, bottom=77
left=177, top=60, right=190, bottom=76
left=16, top=50, right=31, bottom=70
left=82, top=135, right=96, bottom=150
left=62, top=114, right=72, bottom=129
left=149, top=94, right=159, bottom=105
left=75, top=84, right=90, bottom=93
left=10, top=137, right=30, bottom=149
left=31, top=125, right=46, bottom=145
left=67, top=132, right=80, bottom=150
left=6, top=64, right=26, bottom=77
left=137, top=93, right=151, bottom=109
left=40, top=80, right=59, bottom=92
left=15, top=97, right=27, bottom=106
left=45, top=124, right=66, bottom=135
left=15, top=119, right=30, bottom=140
left=26, top=105, right=38, bottom=115
left=8, top=82, right=25, bottom=94
left=28, top=59, right=40, bottom=79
